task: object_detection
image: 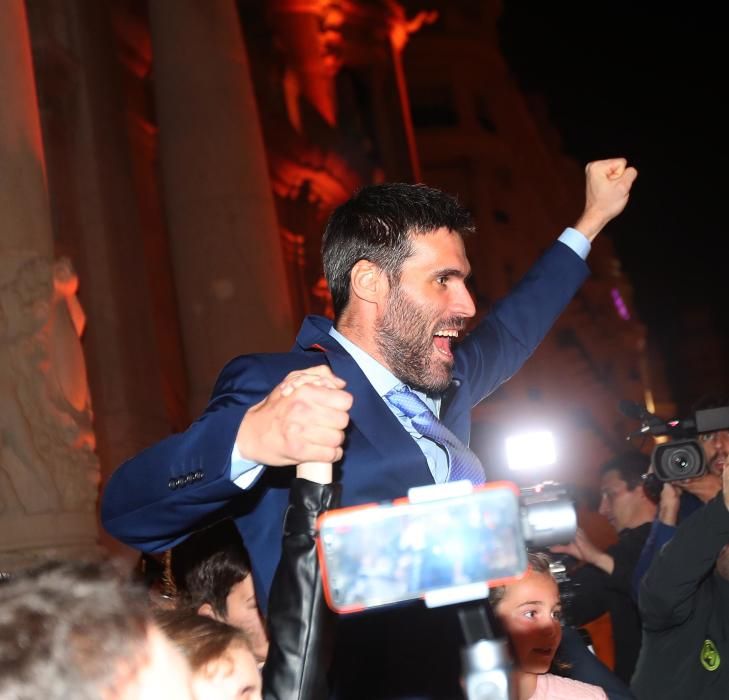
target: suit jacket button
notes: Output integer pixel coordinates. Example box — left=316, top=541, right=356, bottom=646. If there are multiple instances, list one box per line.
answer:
left=175, top=477, right=186, bottom=488
left=168, top=478, right=177, bottom=490
left=194, top=470, right=204, bottom=480
left=184, top=473, right=194, bottom=484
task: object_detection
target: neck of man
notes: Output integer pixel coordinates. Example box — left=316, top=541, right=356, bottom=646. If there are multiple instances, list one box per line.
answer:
left=334, top=312, right=389, bottom=369
left=624, top=500, right=658, bottom=531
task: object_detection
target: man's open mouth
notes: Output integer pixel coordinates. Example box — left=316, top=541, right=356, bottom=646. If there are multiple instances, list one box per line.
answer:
left=433, top=329, right=459, bottom=356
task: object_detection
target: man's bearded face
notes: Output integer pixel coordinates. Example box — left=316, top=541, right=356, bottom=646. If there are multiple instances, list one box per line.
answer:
left=375, top=281, right=464, bottom=394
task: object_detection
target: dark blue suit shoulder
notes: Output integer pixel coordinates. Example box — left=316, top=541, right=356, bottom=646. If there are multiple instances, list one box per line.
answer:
left=212, top=351, right=333, bottom=397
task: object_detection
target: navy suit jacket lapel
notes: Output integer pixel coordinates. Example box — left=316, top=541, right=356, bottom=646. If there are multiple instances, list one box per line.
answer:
left=440, top=369, right=472, bottom=439
left=295, top=316, right=426, bottom=466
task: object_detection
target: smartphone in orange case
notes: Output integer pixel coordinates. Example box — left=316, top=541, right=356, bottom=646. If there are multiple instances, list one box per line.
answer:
left=316, top=480, right=529, bottom=614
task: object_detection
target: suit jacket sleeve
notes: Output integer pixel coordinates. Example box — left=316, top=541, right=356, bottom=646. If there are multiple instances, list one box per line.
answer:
left=457, top=240, right=589, bottom=404
left=100, top=353, right=293, bottom=551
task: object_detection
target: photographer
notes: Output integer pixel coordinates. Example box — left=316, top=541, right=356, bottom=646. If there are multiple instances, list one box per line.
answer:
left=631, top=453, right=729, bottom=698
left=550, top=452, right=656, bottom=684
left=630, top=474, right=718, bottom=602
left=630, top=393, right=729, bottom=601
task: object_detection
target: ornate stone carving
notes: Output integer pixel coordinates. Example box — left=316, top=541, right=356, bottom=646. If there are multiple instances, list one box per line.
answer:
left=270, top=148, right=357, bottom=212
left=272, top=0, right=346, bottom=129
left=385, top=1, right=437, bottom=52
left=0, top=253, right=98, bottom=517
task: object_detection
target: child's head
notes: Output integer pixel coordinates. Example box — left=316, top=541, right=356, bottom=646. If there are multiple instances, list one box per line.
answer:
left=170, top=519, right=269, bottom=664
left=155, top=608, right=262, bottom=700
left=488, top=552, right=562, bottom=674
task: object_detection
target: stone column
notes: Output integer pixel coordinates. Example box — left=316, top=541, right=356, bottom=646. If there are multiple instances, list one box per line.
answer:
left=26, top=0, right=188, bottom=564
left=149, top=0, right=295, bottom=415
left=0, top=0, right=99, bottom=570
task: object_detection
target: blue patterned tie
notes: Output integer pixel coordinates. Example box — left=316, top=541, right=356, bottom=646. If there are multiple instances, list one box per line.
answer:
left=385, top=385, right=485, bottom=485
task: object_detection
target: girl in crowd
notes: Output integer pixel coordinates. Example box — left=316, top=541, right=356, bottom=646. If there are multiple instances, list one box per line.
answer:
left=489, top=552, right=607, bottom=700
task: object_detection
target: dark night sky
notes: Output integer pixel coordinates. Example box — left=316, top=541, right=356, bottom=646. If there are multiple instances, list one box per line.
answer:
left=497, top=4, right=728, bottom=409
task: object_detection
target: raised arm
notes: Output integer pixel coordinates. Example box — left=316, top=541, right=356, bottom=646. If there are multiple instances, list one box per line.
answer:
left=459, top=157, right=637, bottom=405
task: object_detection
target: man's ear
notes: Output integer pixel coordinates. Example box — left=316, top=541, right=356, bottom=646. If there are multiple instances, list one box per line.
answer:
left=350, top=259, right=387, bottom=305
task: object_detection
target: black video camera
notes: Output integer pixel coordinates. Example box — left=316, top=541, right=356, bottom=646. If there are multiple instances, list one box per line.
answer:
left=652, top=440, right=705, bottom=482
left=622, top=401, right=729, bottom=482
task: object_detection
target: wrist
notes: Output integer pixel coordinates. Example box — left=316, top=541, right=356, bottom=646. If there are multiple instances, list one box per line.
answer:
left=591, top=551, right=614, bottom=574
left=296, top=462, right=332, bottom=483
left=658, top=504, right=679, bottom=525
left=572, top=212, right=605, bottom=242
left=236, top=405, right=263, bottom=463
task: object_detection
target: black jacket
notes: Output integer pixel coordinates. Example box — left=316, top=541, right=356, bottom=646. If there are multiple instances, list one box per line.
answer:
left=263, top=478, right=341, bottom=700
left=558, top=626, right=636, bottom=700
left=566, top=523, right=651, bottom=684
left=632, top=494, right=729, bottom=699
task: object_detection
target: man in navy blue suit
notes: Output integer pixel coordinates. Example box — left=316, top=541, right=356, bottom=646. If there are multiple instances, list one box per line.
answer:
left=102, top=158, right=636, bottom=698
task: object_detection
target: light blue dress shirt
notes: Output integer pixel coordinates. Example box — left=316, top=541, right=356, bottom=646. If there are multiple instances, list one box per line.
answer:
left=329, top=328, right=449, bottom=483
left=231, top=228, right=589, bottom=487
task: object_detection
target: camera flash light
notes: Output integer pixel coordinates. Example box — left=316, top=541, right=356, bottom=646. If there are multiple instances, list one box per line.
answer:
left=505, top=430, right=556, bottom=471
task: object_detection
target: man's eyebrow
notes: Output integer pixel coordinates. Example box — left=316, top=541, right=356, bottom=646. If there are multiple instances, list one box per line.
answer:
left=434, top=267, right=471, bottom=279
left=517, top=600, right=546, bottom=607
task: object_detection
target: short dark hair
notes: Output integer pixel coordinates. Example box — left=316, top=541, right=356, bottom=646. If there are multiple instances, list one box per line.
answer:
left=0, top=559, right=153, bottom=700
left=153, top=608, right=251, bottom=673
left=600, top=450, right=650, bottom=490
left=171, top=519, right=251, bottom=618
left=321, top=182, right=475, bottom=318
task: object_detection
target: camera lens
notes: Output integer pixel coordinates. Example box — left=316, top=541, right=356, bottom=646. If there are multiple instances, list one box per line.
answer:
left=670, top=450, right=693, bottom=473
left=652, top=439, right=706, bottom=482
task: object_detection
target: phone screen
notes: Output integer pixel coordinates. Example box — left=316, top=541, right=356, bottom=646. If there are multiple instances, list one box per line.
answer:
left=317, top=482, right=528, bottom=613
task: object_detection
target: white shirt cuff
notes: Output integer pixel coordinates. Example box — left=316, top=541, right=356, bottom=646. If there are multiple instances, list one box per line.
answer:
left=231, top=443, right=264, bottom=490
left=558, top=227, right=591, bottom=260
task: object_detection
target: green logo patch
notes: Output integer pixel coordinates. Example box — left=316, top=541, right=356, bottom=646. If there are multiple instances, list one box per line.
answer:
left=700, top=638, right=720, bottom=671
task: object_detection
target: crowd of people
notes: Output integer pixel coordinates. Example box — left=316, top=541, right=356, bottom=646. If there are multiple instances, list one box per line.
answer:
left=3, top=156, right=728, bottom=699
